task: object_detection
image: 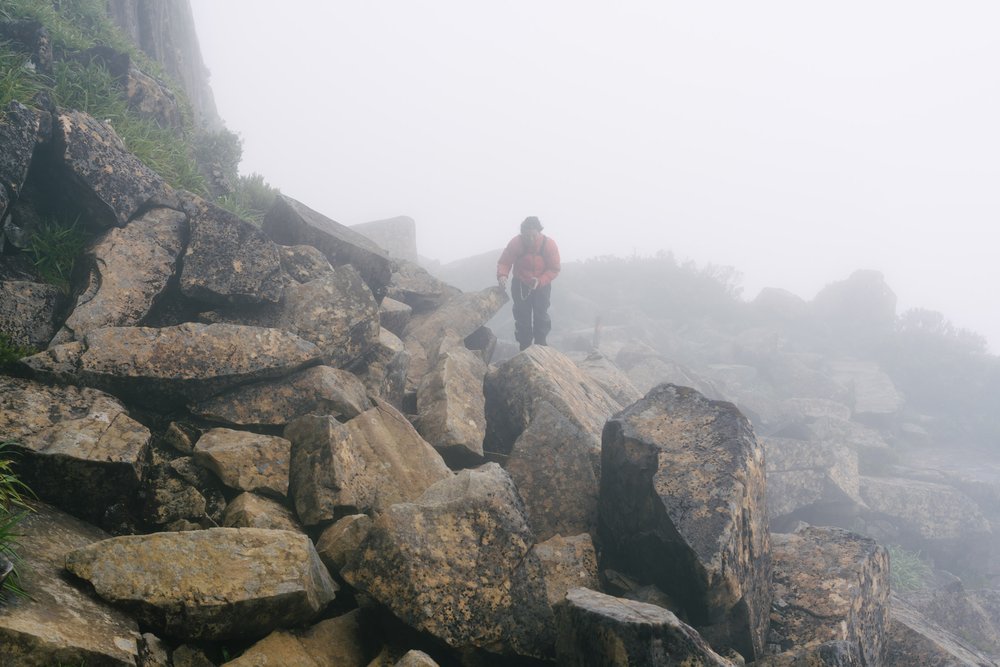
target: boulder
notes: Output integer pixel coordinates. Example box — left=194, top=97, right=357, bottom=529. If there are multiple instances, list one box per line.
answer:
left=379, top=296, right=412, bottom=337
left=768, top=526, right=889, bottom=665
left=0, top=101, right=44, bottom=203
left=0, top=280, right=63, bottom=349
left=886, top=595, right=999, bottom=666
left=140, top=462, right=211, bottom=529
left=278, top=243, right=334, bottom=282
left=263, top=194, right=393, bottom=299
left=506, top=401, right=599, bottom=541
left=415, top=342, right=488, bottom=466
left=753, top=640, right=859, bottom=666
left=404, top=286, right=507, bottom=356
left=905, top=586, right=1000, bottom=658
left=221, top=610, right=372, bottom=667
left=394, top=650, right=439, bottom=667
left=22, top=323, right=323, bottom=407
left=574, top=351, right=643, bottom=408
left=615, top=343, right=721, bottom=398
left=193, top=428, right=291, bottom=498
left=138, top=632, right=171, bottom=667
left=315, top=514, right=373, bottom=573
left=387, top=259, right=460, bottom=313
left=533, top=533, right=599, bottom=607
left=483, top=345, right=621, bottom=459
left=285, top=403, right=450, bottom=525
left=464, top=325, right=497, bottom=365
left=782, top=397, right=852, bottom=422
left=824, top=360, right=904, bottom=417
left=53, top=206, right=186, bottom=343
left=346, top=328, right=409, bottom=409
left=0, top=502, right=141, bottom=666
left=554, top=588, right=735, bottom=667
left=0, top=376, right=150, bottom=524
left=53, top=108, right=171, bottom=228
left=805, top=416, right=890, bottom=455
left=762, top=436, right=862, bottom=522
left=179, top=195, right=284, bottom=305
left=222, top=492, right=302, bottom=532
left=341, top=463, right=553, bottom=659
left=65, top=528, right=338, bottom=641
left=191, top=365, right=372, bottom=427
left=599, top=384, right=771, bottom=660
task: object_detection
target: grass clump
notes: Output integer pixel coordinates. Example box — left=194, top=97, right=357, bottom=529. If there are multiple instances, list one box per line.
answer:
left=888, top=544, right=934, bottom=594
left=0, top=333, right=34, bottom=368
left=215, top=173, right=279, bottom=226
left=0, top=40, right=47, bottom=110
left=0, top=440, right=33, bottom=600
left=27, top=215, right=88, bottom=292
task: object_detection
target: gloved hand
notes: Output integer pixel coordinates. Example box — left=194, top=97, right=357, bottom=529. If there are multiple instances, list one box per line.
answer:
left=498, top=275, right=508, bottom=290
left=530, top=277, right=540, bottom=291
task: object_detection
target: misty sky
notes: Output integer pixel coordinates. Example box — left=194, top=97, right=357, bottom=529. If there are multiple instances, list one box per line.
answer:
left=190, top=1, right=1000, bottom=352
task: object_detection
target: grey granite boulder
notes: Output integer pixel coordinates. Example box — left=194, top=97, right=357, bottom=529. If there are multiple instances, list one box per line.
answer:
left=193, top=428, right=291, bottom=498
left=574, top=350, right=643, bottom=408
left=404, top=286, right=507, bottom=358
left=533, top=533, right=600, bottom=607
left=599, top=383, right=771, bottom=661
left=0, top=279, right=63, bottom=349
left=387, top=259, right=460, bottom=313
left=416, top=341, right=488, bottom=466
left=379, top=296, right=412, bottom=336
left=347, top=328, right=409, bottom=409
left=886, top=595, right=998, bottom=666
left=762, top=435, right=862, bottom=523
left=825, top=359, right=904, bottom=417
left=278, top=243, right=334, bottom=283
left=65, top=528, right=338, bottom=641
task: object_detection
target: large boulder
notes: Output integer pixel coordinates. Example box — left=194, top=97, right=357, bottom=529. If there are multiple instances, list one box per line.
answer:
left=191, top=365, right=372, bottom=427
left=341, top=463, right=554, bottom=659
left=263, top=194, right=393, bottom=299
left=886, top=595, right=999, bottom=666
left=533, top=533, right=600, bottom=607
left=762, top=436, right=862, bottom=524
left=404, top=286, right=507, bottom=357
left=574, top=351, right=643, bottom=408
left=0, top=101, right=44, bottom=204
left=222, top=492, right=303, bottom=532
left=278, top=243, right=334, bottom=283
left=824, top=360, right=904, bottom=417
left=386, top=259, right=461, bottom=313
left=221, top=610, right=373, bottom=667
left=285, top=403, right=451, bottom=525
left=483, top=345, right=621, bottom=459
left=0, top=280, right=63, bottom=349
left=22, top=323, right=323, bottom=407
left=64, top=528, right=338, bottom=641
left=53, top=108, right=171, bottom=228
left=767, top=526, right=890, bottom=666
left=53, top=206, right=186, bottom=343
left=0, top=376, right=150, bottom=524
left=415, top=341, right=488, bottom=466
left=193, top=428, right=291, bottom=498
left=379, top=296, right=412, bottom=336
left=599, top=383, right=771, bottom=661
left=554, top=588, right=735, bottom=667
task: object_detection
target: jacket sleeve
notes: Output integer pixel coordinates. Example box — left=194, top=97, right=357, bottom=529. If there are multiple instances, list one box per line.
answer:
left=538, top=238, right=561, bottom=287
left=497, top=237, right=519, bottom=279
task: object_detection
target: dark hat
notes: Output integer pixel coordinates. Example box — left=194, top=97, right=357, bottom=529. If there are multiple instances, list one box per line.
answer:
left=520, top=216, right=543, bottom=232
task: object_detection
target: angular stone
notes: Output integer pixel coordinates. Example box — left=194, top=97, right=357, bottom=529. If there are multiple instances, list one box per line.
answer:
left=768, top=526, right=889, bottom=665
left=753, top=640, right=858, bottom=666
left=53, top=207, right=186, bottom=343
left=0, top=503, right=140, bottom=666
left=464, top=325, right=497, bottom=365
left=53, top=108, right=171, bottom=228
left=263, top=194, right=393, bottom=299
left=762, top=436, right=862, bottom=521
left=533, top=533, right=599, bottom=607
left=0, top=279, right=63, bottom=349
left=222, top=492, right=302, bottom=532
left=0, top=101, right=43, bottom=201
left=22, top=323, right=323, bottom=407
left=574, top=350, right=643, bottom=408
left=192, top=365, right=372, bottom=427
left=483, top=345, right=622, bottom=458
left=0, top=376, right=150, bottom=524
left=782, top=397, right=852, bottom=421
left=416, top=342, right=487, bottom=465
left=65, top=528, right=338, bottom=641
left=315, top=514, right=373, bottom=573
left=347, top=328, right=409, bottom=409
left=222, top=610, right=371, bottom=667
left=554, top=588, right=734, bottom=667
left=825, top=360, right=904, bottom=417
left=193, top=428, right=291, bottom=497
left=387, top=259, right=460, bottom=313
left=599, top=384, right=771, bottom=661
left=404, top=286, right=507, bottom=357
left=341, top=464, right=554, bottom=658
left=395, top=650, right=439, bottom=667
left=180, top=195, right=284, bottom=305
left=807, top=416, right=890, bottom=454
left=903, top=586, right=1000, bottom=659
left=141, top=463, right=209, bottom=528
left=125, top=65, right=182, bottom=129
left=138, top=632, right=171, bottom=667
left=286, top=403, right=450, bottom=525
left=506, top=401, right=599, bottom=541
left=379, top=296, right=412, bottom=336
left=278, top=243, right=333, bottom=283
left=886, top=596, right=998, bottom=667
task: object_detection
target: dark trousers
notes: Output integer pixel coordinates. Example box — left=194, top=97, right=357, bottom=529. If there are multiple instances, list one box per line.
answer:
left=511, top=279, right=552, bottom=350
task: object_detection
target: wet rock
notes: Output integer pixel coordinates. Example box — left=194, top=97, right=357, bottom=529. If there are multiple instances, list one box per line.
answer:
left=53, top=108, right=170, bottom=228
left=65, top=527, right=338, bottom=641
left=387, top=259, right=460, bottom=313
left=768, top=526, right=889, bottom=665
left=348, top=328, right=409, bottom=409
left=193, top=428, right=291, bottom=498
left=341, top=463, right=554, bottom=659
left=286, top=403, right=450, bottom=525
left=263, top=194, right=392, bottom=299
left=506, top=401, right=599, bottom=541
left=0, top=502, right=140, bottom=666
left=886, top=595, right=998, bottom=666
left=278, top=243, right=334, bottom=282
left=762, top=436, right=862, bottom=522
left=379, top=296, right=412, bottom=336
left=192, top=365, right=372, bottom=427
left=0, top=279, right=63, bottom=349
left=53, top=206, right=185, bottom=343
left=222, top=492, right=302, bottom=532
left=221, top=610, right=371, bottom=667
left=415, top=341, right=488, bottom=466
left=599, top=383, right=771, bottom=661
left=315, top=514, right=373, bottom=573
left=23, top=322, right=323, bottom=407
left=533, top=533, right=599, bottom=607
left=554, top=588, right=735, bottom=667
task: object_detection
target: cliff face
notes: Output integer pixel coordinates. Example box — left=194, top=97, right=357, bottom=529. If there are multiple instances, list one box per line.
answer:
left=105, top=0, right=222, bottom=132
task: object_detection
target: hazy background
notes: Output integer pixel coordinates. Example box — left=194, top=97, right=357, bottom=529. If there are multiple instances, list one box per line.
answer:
left=189, top=1, right=1000, bottom=352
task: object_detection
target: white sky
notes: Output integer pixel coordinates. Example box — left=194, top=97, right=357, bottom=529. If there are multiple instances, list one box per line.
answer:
left=190, top=1, right=1000, bottom=352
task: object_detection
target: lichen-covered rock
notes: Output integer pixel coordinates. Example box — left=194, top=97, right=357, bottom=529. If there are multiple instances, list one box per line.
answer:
left=193, top=428, right=291, bottom=497
left=53, top=108, right=171, bottom=228
left=483, top=345, right=621, bottom=459
left=278, top=243, right=334, bottom=282
left=0, top=279, right=63, bottom=348
left=416, top=342, right=487, bottom=465
left=263, top=194, right=393, bottom=299
left=222, top=610, right=372, bottom=667
left=141, top=461, right=210, bottom=528
left=404, top=286, right=507, bottom=360
left=379, top=296, right=412, bottom=336
left=506, top=401, right=599, bottom=541
left=22, top=323, right=323, bottom=407
left=286, top=403, right=450, bottom=525
left=394, top=650, right=440, bottom=667
left=53, top=206, right=185, bottom=343
left=180, top=195, right=284, bottom=305
left=65, top=528, right=338, bottom=641
left=886, top=595, right=998, bottom=666
left=599, top=383, right=771, bottom=661
left=192, top=365, right=372, bottom=426
left=762, top=436, right=862, bottom=521
left=533, top=533, right=599, bottom=607
left=386, top=259, right=460, bottom=313
left=341, top=464, right=554, bottom=659
left=315, top=514, right=373, bottom=573
left=0, top=101, right=44, bottom=204
left=554, top=588, right=735, bottom=667
left=768, top=526, right=889, bottom=665
left=753, top=640, right=858, bottom=666
left=347, top=328, right=409, bottom=409
left=125, top=64, right=182, bottom=129
left=0, top=503, right=141, bottom=665
left=0, top=376, right=150, bottom=524
left=574, top=351, right=643, bottom=408
left=222, top=492, right=302, bottom=532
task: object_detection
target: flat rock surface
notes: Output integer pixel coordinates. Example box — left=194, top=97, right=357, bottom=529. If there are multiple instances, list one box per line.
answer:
left=193, top=428, right=291, bottom=497
left=0, top=279, right=63, bottom=348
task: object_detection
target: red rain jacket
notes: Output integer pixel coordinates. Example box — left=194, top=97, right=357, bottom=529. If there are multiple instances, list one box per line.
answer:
left=497, top=234, right=561, bottom=287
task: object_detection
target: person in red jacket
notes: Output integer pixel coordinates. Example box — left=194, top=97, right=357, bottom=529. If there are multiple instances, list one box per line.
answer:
left=496, top=216, right=561, bottom=351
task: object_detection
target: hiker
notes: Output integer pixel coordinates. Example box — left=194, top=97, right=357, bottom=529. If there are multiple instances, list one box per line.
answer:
left=497, top=216, right=561, bottom=351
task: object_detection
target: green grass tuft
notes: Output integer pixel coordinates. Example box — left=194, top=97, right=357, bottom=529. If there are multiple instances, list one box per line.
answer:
left=888, top=544, right=934, bottom=593
left=0, top=440, right=34, bottom=600
left=27, top=215, right=89, bottom=292
left=0, top=333, right=34, bottom=368
left=0, top=41, right=48, bottom=110
left=215, top=173, right=279, bottom=227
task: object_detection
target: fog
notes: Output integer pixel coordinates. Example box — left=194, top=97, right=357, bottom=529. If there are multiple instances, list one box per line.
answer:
left=190, top=1, right=1000, bottom=352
